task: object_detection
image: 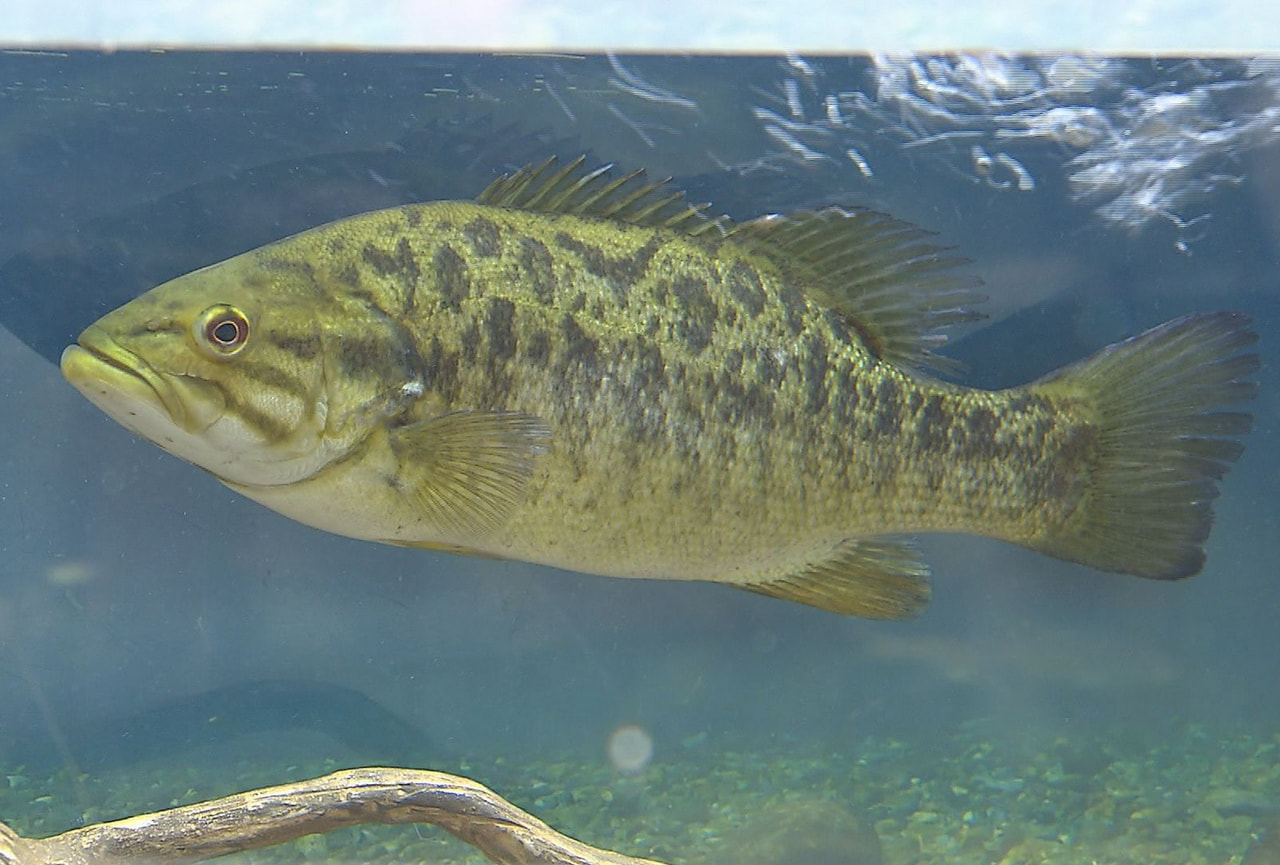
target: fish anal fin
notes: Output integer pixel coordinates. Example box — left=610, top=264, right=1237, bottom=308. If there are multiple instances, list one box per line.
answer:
left=741, top=539, right=932, bottom=620
left=731, top=208, right=986, bottom=377
left=388, top=410, right=550, bottom=540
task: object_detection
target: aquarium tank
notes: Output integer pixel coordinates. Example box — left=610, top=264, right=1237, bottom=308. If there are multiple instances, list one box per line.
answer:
left=0, top=4, right=1277, bottom=864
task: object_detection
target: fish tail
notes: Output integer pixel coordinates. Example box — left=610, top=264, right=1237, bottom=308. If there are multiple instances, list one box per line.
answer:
left=1029, top=311, right=1258, bottom=579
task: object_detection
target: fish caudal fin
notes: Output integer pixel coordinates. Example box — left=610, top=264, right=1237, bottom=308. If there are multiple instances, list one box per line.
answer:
left=1030, top=311, right=1258, bottom=579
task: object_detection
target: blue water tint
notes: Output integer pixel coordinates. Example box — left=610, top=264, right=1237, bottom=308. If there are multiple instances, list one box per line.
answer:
left=0, top=51, right=1275, bottom=864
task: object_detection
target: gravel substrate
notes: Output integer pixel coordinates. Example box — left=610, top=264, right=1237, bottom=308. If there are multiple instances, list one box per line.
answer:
left=3, top=718, right=1277, bottom=863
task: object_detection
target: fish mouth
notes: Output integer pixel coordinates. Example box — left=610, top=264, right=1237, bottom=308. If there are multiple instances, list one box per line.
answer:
left=60, top=326, right=190, bottom=429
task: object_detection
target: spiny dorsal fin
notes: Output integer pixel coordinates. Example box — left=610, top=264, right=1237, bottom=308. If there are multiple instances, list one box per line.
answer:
left=477, top=155, right=730, bottom=236
left=479, top=158, right=982, bottom=376
left=728, top=209, right=986, bottom=376
left=742, top=538, right=932, bottom=620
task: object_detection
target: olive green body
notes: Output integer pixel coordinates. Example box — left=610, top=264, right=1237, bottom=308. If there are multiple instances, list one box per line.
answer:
left=216, top=202, right=1090, bottom=585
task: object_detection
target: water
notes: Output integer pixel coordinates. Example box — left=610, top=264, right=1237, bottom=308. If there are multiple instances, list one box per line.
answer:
left=0, top=50, right=1276, bottom=863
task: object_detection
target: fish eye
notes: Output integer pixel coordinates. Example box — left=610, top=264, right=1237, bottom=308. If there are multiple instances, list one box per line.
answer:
left=196, top=305, right=251, bottom=357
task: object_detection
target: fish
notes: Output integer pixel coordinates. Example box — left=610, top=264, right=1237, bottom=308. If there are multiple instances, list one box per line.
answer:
left=60, top=156, right=1259, bottom=620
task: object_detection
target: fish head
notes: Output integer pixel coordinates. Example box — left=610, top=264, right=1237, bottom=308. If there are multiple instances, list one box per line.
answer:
left=60, top=248, right=409, bottom=487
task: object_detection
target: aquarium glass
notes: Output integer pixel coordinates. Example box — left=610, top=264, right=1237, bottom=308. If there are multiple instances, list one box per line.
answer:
left=0, top=49, right=1277, bottom=864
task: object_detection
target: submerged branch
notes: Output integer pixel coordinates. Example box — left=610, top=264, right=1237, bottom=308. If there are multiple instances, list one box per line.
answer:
left=0, top=767, right=668, bottom=865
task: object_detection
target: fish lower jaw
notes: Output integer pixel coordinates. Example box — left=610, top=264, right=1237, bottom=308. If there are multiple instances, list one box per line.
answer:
left=61, top=344, right=178, bottom=432
left=62, top=329, right=190, bottom=427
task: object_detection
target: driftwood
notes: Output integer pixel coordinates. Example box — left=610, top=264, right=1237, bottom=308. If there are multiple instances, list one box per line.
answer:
left=0, top=767, right=669, bottom=865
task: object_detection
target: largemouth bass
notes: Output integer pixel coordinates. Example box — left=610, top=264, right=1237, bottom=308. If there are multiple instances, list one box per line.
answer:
left=60, top=157, right=1259, bottom=619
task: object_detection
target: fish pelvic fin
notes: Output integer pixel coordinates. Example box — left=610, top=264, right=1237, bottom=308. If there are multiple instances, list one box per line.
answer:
left=741, top=538, right=932, bottom=619
left=1030, top=311, right=1259, bottom=579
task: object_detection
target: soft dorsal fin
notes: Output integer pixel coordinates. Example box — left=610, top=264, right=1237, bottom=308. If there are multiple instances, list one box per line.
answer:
left=479, top=157, right=983, bottom=376
left=728, top=209, right=986, bottom=376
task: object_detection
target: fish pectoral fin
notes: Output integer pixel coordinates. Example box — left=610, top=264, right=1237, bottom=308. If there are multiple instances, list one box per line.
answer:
left=740, top=539, right=932, bottom=620
left=388, top=410, right=551, bottom=538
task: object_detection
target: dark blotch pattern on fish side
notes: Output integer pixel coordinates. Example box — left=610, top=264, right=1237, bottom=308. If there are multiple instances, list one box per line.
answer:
left=616, top=337, right=667, bottom=443
left=523, top=328, right=551, bottom=368
left=553, top=232, right=661, bottom=305
left=432, top=245, right=471, bottom=311
left=827, top=360, right=861, bottom=424
left=360, top=237, right=422, bottom=316
left=629, top=338, right=666, bottom=395
left=872, top=377, right=903, bottom=437
left=518, top=237, right=558, bottom=305
left=915, top=395, right=951, bottom=453
left=424, top=336, right=461, bottom=404
left=949, top=404, right=1003, bottom=460
left=711, top=367, right=776, bottom=430
left=463, top=217, right=503, bottom=258
left=804, top=334, right=830, bottom=413
left=778, top=285, right=808, bottom=336
left=257, top=256, right=318, bottom=283
left=361, top=238, right=420, bottom=283
left=1007, top=418, right=1095, bottom=511
left=965, top=405, right=999, bottom=444
left=460, top=322, right=480, bottom=359
left=334, top=334, right=407, bottom=384
left=555, top=314, right=599, bottom=379
left=335, top=262, right=362, bottom=289
left=666, top=366, right=708, bottom=465
left=481, top=297, right=518, bottom=405
left=727, top=261, right=767, bottom=318
left=755, top=348, right=785, bottom=388
left=669, top=276, right=718, bottom=354
left=1043, top=423, right=1097, bottom=501
left=484, top=298, right=517, bottom=363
